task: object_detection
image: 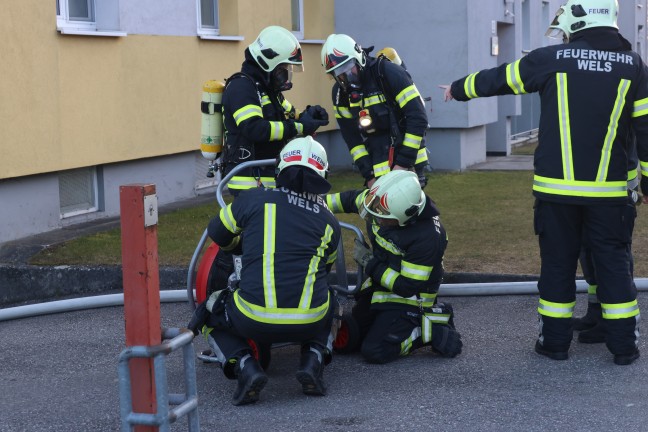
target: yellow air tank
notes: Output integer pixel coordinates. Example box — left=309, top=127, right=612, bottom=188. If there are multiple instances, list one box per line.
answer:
left=200, top=80, right=225, bottom=160
left=376, top=47, right=402, bottom=67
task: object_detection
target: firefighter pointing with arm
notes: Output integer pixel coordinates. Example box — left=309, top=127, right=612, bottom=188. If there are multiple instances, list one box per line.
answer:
left=321, top=34, right=430, bottom=189
left=444, top=0, right=645, bottom=365
left=326, top=170, right=462, bottom=364
left=188, top=137, right=341, bottom=405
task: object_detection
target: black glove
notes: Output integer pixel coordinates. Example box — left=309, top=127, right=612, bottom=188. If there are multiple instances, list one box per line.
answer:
left=298, top=106, right=329, bottom=135
left=431, top=324, right=463, bottom=358
left=307, top=105, right=330, bottom=123
left=353, top=238, right=373, bottom=268
left=187, top=301, right=210, bottom=336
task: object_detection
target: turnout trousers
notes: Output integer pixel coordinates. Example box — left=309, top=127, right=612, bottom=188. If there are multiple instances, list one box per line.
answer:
left=205, top=291, right=335, bottom=378
left=534, top=198, right=639, bottom=355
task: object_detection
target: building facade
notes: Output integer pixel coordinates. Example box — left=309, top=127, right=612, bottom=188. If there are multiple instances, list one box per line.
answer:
left=1, top=0, right=646, bottom=243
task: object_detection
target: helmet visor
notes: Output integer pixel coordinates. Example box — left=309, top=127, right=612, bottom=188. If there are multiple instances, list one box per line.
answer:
left=272, top=64, right=296, bottom=91
left=361, top=189, right=390, bottom=222
left=545, top=6, right=565, bottom=38
left=332, top=61, right=362, bottom=92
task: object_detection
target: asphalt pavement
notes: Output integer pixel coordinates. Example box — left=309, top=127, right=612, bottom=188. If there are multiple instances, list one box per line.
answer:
left=1, top=292, right=646, bottom=432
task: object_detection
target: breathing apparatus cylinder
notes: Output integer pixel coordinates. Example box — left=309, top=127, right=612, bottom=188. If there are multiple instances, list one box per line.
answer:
left=200, top=80, right=225, bottom=161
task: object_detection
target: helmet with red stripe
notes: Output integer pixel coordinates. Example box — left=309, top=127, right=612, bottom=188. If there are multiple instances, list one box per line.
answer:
left=277, top=136, right=329, bottom=179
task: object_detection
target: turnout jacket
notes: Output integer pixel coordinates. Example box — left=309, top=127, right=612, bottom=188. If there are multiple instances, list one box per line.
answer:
left=326, top=190, right=447, bottom=310
left=333, top=57, right=429, bottom=182
left=221, top=50, right=305, bottom=192
left=450, top=28, right=648, bottom=205
left=208, top=187, right=341, bottom=325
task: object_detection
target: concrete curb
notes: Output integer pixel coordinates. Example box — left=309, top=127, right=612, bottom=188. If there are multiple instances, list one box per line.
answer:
left=0, top=264, right=539, bottom=307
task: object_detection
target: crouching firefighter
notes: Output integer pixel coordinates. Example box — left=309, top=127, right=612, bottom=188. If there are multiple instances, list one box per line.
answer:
left=187, top=137, right=342, bottom=405
left=325, top=170, right=462, bottom=364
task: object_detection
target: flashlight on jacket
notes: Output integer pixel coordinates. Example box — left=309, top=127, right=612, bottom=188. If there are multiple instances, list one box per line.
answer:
left=359, top=109, right=373, bottom=131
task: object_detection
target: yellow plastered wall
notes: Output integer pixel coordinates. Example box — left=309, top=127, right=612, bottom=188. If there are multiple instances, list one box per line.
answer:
left=0, top=0, right=334, bottom=180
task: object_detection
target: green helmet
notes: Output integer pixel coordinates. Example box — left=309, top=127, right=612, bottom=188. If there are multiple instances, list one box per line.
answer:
left=546, top=0, right=618, bottom=41
left=248, top=26, right=304, bottom=72
left=321, top=34, right=366, bottom=74
left=277, top=136, right=329, bottom=178
left=362, top=170, right=425, bottom=226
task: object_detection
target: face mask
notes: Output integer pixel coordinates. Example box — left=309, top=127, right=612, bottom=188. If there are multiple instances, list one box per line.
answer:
left=271, top=64, right=294, bottom=91
left=333, top=61, right=362, bottom=93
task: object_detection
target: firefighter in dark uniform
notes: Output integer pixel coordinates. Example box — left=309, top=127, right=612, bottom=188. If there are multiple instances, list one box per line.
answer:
left=221, top=25, right=329, bottom=194
left=210, top=25, right=330, bottom=300
left=326, top=170, right=462, bottom=364
left=444, top=0, right=648, bottom=365
left=320, top=34, right=430, bottom=189
left=188, top=137, right=341, bottom=405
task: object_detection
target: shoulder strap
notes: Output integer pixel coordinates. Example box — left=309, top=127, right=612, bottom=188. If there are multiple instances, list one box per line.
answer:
left=225, top=72, right=263, bottom=106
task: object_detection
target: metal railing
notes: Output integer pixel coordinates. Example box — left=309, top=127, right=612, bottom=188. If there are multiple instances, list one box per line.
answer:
left=118, top=327, right=199, bottom=432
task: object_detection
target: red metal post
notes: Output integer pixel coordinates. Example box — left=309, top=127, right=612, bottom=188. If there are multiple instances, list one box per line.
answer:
left=120, top=184, right=161, bottom=432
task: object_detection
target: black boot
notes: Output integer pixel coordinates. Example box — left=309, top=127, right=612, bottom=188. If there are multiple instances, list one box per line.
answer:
left=534, top=340, right=568, bottom=361
left=577, top=321, right=606, bottom=344
left=295, top=347, right=327, bottom=396
left=573, top=303, right=602, bottom=331
left=231, top=354, right=267, bottom=406
left=614, top=348, right=640, bottom=366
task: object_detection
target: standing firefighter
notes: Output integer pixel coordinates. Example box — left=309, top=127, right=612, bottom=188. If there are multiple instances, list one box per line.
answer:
left=188, top=137, right=341, bottom=405
left=321, top=34, right=430, bottom=189
left=326, top=170, right=462, bottom=363
left=444, top=0, right=647, bottom=365
left=221, top=25, right=329, bottom=195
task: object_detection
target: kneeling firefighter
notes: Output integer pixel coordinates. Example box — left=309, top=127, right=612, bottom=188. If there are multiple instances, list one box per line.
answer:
left=326, top=170, right=462, bottom=364
left=188, top=137, right=342, bottom=406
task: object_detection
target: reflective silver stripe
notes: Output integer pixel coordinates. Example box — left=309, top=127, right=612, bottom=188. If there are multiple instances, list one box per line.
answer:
left=364, top=94, right=386, bottom=107
left=234, top=292, right=329, bottom=323
left=601, top=301, right=640, bottom=319
left=282, top=99, right=293, bottom=111
left=396, top=85, right=420, bottom=108
left=556, top=73, right=574, bottom=180
left=227, top=177, right=276, bottom=190
left=269, top=121, right=284, bottom=141
left=350, top=145, right=369, bottom=161
left=335, top=106, right=353, bottom=119
left=263, top=204, right=277, bottom=308
left=402, top=133, right=421, bottom=149
left=372, top=224, right=404, bottom=255
left=506, top=59, right=526, bottom=95
left=373, top=162, right=390, bottom=176
left=538, top=299, right=575, bottom=318
left=597, top=79, right=630, bottom=182
left=400, top=326, right=421, bottom=355
left=261, top=95, right=271, bottom=106
left=380, top=268, right=399, bottom=290
left=300, top=225, right=334, bottom=309
left=326, top=193, right=343, bottom=213
left=219, top=204, right=240, bottom=234
left=628, top=176, right=639, bottom=190
left=295, top=122, right=304, bottom=135
left=416, top=148, right=428, bottom=164
left=533, top=177, right=627, bottom=194
left=633, top=97, right=648, bottom=118
left=233, top=105, right=263, bottom=125
left=463, top=73, right=478, bottom=99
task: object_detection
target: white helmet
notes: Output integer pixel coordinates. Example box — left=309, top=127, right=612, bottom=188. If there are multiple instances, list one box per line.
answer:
left=321, top=34, right=366, bottom=74
left=277, top=136, right=328, bottom=178
left=361, top=170, right=425, bottom=226
left=249, top=26, right=304, bottom=72
left=546, top=0, right=618, bottom=41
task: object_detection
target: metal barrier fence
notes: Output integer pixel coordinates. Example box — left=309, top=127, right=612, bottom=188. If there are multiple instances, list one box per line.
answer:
left=118, top=327, right=199, bottom=432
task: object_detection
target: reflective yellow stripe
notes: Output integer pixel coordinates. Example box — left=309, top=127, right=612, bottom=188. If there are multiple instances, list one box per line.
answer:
left=538, top=298, right=575, bottom=318
left=415, top=148, right=428, bottom=164
left=326, top=249, right=337, bottom=265
left=372, top=224, right=404, bottom=255
left=401, top=260, right=433, bottom=281
left=373, top=161, right=390, bottom=177
left=263, top=204, right=277, bottom=308
left=400, top=326, right=420, bottom=355
left=395, top=85, right=421, bottom=108
left=632, top=97, right=648, bottom=118
left=641, top=161, right=648, bottom=177
left=300, top=225, right=334, bottom=308
left=326, top=193, right=344, bottom=213
left=233, top=104, right=263, bottom=125
left=506, top=59, right=527, bottom=95
left=282, top=99, right=293, bottom=111
left=335, top=106, right=353, bottom=119
left=380, top=268, right=400, bottom=290
left=601, top=300, right=640, bottom=319
left=269, top=121, right=284, bottom=141
left=260, top=95, right=271, bottom=106
left=355, top=190, right=368, bottom=210
left=402, top=133, right=422, bottom=150
left=556, top=73, right=575, bottom=180
left=364, top=94, right=386, bottom=107
left=463, top=72, right=478, bottom=99
left=220, top=236, right=240, bottom=251
left=597, top=79, right=630, bottom=182
left=372, top=292, right=420, bottom=307
left=587, top=284, right=598, bottom=303
left=350, top=145, right=369, bottom=161
left=227, top=176, right=276, bottom=190
left=234, top=290, right=330, bottom=324
left=350, top=100, right=361, bottom=108
left=295, top=122, right=304, bottom=135
left=219, top=204, right=240, bottom=234
left=532, top=175, right=627, bottom=198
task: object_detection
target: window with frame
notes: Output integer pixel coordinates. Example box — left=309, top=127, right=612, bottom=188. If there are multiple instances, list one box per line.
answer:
left=198, top=0, right=220, bottom=37
left=56, top=0, right=125, bottom=36
left=291, top=0, right=304, bottom=40
left=59, top=167, right=99, bottom=218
